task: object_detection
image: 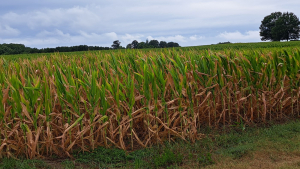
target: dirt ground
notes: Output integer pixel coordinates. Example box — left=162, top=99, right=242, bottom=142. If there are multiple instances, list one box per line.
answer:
left=203, top=151, right=300, bottom=169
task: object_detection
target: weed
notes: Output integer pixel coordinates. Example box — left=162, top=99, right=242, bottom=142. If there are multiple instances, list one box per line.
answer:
left=61, top=160, right=75, bottom=169
left=0, top=158, right=50, bottom=169
left=74, top=147, right=129, bottom=168
left=153, top=148, right=183, bottom=168
left=225, top=145, right=253, bottom=159
left=198, top=152, right=214, bottom=167
left=133, top=158, right=148, bottom=169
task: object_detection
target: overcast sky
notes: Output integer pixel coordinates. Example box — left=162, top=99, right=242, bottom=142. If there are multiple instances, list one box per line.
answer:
left=0, top=0, right=299, bottom=48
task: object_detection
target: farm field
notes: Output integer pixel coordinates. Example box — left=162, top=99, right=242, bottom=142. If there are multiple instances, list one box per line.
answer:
left=2, top=40, right=300, bottom=61
left=0, top=41, right=300, bottom=168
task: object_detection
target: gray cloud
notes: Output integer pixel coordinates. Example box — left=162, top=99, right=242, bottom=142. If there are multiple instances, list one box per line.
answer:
left=0, top=0, right=299, bottom=48
left=0, top=25, right=20, bottom=37
left=218, top=31, right=260, bottom=41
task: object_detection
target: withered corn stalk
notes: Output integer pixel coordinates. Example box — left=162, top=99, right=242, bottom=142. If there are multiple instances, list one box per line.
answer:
left=0, top=48, right=300, bottom=158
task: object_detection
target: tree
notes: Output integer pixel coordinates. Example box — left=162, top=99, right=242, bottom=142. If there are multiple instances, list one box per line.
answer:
left=149, top=40, right=159, bottom=48
left=126, top=44, right=132, bottom=49
left=259, top=12, right=282, bottom=41
left=159, top=41, right=167, bottom=48
left=111, top=40, right=121, bottom=49
left=167, top=42, right=180, bottom=47
left=277, top=12, right=300, bottom=41
left=137, top=42, right=146, bottom=49
left=131, top=40, right=139, bottom=49
left=259, top=12, right=300, bottom=41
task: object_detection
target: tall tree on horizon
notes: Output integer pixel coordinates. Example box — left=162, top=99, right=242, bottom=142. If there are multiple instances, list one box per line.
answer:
left=131, top=40, right=139, bottom=49
left=260, top=12, right=300, bottom=41
left=111, top=40, right=121, bottom=49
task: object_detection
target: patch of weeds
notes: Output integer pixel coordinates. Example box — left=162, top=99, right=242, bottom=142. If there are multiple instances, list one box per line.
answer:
left=126, top=147, right=155, bottom=168
left=133, top=158, right=149, bottom=169
left=263, top=121, right=300, bottom=141
left=153, top=148, right=183, bottom=168
left=194, top=137, right=214, bottom=153
left=256, top=122, right=300, bottom=152
left=215, top=131, right=257, bottom=149
left=198, top=152, right=214, bottom=167
left=225, top=144, right=253, bottom=159
left=127, top=147, right=154, bottom=161
left=61, top=160, right=75, bottom=169
left=29, top=160, right=50, bottom=169
left=74, top=147, right=129, bottom=168
left=0, top=158, right=50, bottom=169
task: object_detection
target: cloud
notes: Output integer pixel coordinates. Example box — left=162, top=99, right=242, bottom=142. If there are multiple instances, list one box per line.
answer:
left=189, top=35, right=205, bottom=41
left=1, top=6, right=102, bottom=31
left=0, top=29, right=264, bottom=49
left=36, top=29, right=71, bottom=38
left=1, top=1, right=288, bottom=34
left=0, top=25, right=20, bottom=37
left=217, top=31, right=260, bottom=41
left=0, top=1, right=300, bottom=48
left=147, top=35, right=187, bottom=43
left=119, top=34, right=145, bottom=45
left=0, top=31, right=152, bottom=48
left=0, top=31, right=203, bottom=48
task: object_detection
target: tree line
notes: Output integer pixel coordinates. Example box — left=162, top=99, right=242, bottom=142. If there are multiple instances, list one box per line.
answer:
left=0, top=43, right=110, bottom=55
left=111, top=40, right=180, bottom=49
left=0, top=39, right=181, bottom=55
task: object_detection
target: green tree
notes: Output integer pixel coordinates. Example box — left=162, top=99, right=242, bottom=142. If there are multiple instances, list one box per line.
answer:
left=159, top=41, right=168, bottom=48
left=126, top=44, right=132, bottom=49
left=259, top=12, right=300, bottom=41
left=276, top=12, right=300, bottom=41
left=149, top=40, right=159, bottom=48
left=131, top=40, right=139, bottom=49
left=259, top=12, right=282, bottom=41
left=137, top=42, right=146, bottom=49
left=111, top=40, right=121, bottom=49
left=167, top=42, right=180, bottom=47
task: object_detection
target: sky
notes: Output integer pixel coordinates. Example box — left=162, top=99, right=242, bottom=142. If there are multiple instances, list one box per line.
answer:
left=0, top=0, right=299, bottom=48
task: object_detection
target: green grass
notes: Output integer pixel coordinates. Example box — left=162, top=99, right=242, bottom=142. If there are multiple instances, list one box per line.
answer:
left=0, top=158, right=50, bottom=169
left=2, top=120, right=298, bottom=169
left=60, top=160, right=75, bottom=169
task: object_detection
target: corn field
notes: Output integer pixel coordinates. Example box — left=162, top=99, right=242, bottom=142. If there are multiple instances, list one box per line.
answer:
left=0, top=47, right=300, bottom=158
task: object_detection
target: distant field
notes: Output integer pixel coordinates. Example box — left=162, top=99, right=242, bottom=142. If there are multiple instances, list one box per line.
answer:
left=186, top=40, right=300, bottom=50
left=1, top=41, right=300, bottom=61
left=0, top=41, right=300, bottom=160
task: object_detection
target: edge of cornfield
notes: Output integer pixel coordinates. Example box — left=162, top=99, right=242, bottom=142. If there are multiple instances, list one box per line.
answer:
left=1, top=118, right=300, bottom=169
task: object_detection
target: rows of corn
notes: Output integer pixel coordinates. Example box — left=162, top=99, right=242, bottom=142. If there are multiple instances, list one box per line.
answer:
left=0, top=48, right=300, bottom=158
